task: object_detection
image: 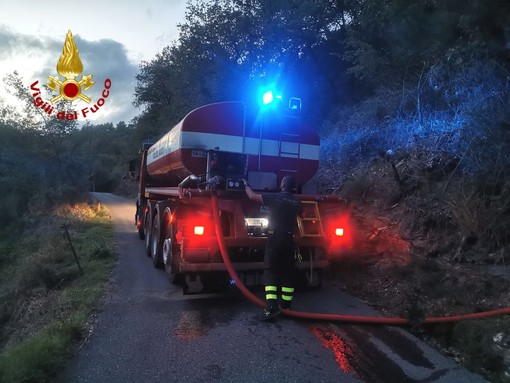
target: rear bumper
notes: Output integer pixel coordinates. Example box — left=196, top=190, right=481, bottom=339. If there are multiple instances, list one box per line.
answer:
left=178, top=260, right=329, bottom=273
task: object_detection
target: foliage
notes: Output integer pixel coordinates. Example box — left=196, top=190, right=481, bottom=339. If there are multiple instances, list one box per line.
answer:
left=451, top=319, right=509, bottom=383
left=69, top=121, right=138, bottom=192
left=134, top=0, right=353, bottom=135
left=1, top=73, right=139, bottom=198
left=0, top=202, right=116, bottom=383
left=3, top=72, right=79, bottom=162
left=0, top=315, right=84, bottom=383
left=0, top=1, right=509, bottom=379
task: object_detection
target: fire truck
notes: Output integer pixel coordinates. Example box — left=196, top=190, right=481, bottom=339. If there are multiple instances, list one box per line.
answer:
left=131, top=94, right=352, bottom=293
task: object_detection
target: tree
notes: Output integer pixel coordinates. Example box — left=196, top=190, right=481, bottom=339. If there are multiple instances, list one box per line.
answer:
left=3, top=71, right=78, bottom=162
left=134, top=0, right=355, bottom=130
left=342, top=0, right=510, bottom=121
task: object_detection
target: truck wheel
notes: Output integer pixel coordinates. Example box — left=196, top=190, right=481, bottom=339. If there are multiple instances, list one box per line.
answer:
left=163, top=235, right=183, bottom=285
left=138, top=227, right=145, bottom=240
left=144, top=210, right=152, bottom=258
left=150, top=210, right=165, bottom=269
left=136, top=204, right=145, bottom=240
left=296, top=269, right=323, bottom=291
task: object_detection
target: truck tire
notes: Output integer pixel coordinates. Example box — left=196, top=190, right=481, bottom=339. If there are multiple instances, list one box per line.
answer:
left=295, top=268, right=323, bottom=291
left=161, top=208, right=184, bottom=285
left=137, top=225, right=145, bottom=240
left=150, top=209, right=165, bottom=269
left=136, top=203, right=145, bottom=240
left=144, top=205, right=153, bottom=258
left=162, top=225, right=183, bottom=285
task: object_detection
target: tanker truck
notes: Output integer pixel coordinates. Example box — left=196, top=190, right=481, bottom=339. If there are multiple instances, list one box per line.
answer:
left=131, top=96, right=353, bottom=294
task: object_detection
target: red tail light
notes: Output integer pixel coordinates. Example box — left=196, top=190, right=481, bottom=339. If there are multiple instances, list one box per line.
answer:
left=324, top=213, right=353, bottom=251
left=335, top=228, right=344, bottom=237
left=194, top=226, right=205, bottom=236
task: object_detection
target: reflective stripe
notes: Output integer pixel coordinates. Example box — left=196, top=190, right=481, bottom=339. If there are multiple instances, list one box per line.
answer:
left=266, top=294, right=278, bottom=300
left=265, top=286, right=278, bottom=292
left=282, top=295, right=293, bottom=301
left=282, top=287, right=294, bottom=293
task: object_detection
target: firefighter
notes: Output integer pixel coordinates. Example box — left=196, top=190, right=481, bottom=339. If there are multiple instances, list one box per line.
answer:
left=243, top=176, right=302, bottom=320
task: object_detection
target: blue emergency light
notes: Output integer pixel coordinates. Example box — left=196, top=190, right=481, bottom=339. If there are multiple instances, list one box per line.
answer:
left=262, top=90, right=273, bottom=105
left=262, top=90, right=282, bottom=105
left=259, top=86, right=301, bottom=117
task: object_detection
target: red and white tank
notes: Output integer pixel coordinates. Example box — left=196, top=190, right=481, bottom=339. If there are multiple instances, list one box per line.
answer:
left=146, top=102, right=320, bottom=187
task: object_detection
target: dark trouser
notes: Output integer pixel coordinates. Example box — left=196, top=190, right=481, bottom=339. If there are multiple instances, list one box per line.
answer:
left=264, top=233, right=296, bottom=310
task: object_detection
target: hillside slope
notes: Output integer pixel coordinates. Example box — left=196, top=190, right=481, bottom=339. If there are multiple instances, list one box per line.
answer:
left=327, top=151, right=510, bottom=382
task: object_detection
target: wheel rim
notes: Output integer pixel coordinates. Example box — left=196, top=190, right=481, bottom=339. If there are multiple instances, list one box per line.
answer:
left=163, top=238, right=172, bottom=265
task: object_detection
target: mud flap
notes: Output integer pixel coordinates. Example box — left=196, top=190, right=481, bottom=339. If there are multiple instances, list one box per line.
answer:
left=305, top=269, right=322, bottom=288
left=183, top=273, right=204, bottom=294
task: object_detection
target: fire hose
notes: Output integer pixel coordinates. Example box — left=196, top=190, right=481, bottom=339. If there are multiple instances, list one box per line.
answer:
left=211, top=195, right=510, bottom=324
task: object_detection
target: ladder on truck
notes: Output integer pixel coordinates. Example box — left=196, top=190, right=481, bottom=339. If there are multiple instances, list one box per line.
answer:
left=278, top=132, right=300, bottom=174
left=297, top=201, right=324, bottom=237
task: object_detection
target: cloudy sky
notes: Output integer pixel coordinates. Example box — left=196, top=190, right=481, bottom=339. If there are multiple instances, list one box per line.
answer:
left=0, top=0, right=187, bottom=124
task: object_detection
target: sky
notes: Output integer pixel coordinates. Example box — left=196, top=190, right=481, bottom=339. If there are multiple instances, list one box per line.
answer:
left=0, top=0, right=187, bottom=125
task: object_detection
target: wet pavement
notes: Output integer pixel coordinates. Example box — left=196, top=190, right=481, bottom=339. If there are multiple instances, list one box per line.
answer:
left=57, top=193, right=488, bottom=383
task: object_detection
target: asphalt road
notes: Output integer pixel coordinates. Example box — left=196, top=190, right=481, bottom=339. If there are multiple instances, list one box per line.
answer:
left=57, top=193, right=488, bottom=383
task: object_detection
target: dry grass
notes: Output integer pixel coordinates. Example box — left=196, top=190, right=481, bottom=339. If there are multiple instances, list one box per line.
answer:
left=331, top=143, right=510, bottom=382
left=0, top=200, right=116, bottom=383
left=446, top=187, right=484, bottom=237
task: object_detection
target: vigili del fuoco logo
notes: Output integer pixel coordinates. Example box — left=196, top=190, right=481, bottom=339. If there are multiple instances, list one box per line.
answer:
left=29, top=30, right=112, bottom=120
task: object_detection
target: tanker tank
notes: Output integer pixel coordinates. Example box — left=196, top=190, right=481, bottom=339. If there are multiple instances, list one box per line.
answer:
left=146, top=101, right=320, bottom=189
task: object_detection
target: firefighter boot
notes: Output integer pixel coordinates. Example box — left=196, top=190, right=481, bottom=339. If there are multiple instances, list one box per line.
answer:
left=260, top=301, right=280, bottom=321
left=261, top=285, right=280, bottom=321
left=281, top=286, right=294, bottom=310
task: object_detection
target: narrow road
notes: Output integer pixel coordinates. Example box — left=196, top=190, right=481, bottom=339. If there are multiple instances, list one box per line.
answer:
left=57, top=193, right=487, bottom=383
